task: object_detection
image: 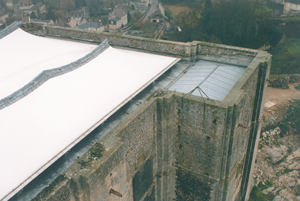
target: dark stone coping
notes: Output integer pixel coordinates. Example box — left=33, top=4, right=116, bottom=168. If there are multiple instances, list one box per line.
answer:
left=0, top=39, right=110, bottom=110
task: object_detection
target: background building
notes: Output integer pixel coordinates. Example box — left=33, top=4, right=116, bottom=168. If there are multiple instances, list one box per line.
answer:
left=284, top=0, right=300, bottom=13
left=108, top=7, right=127, bottom=31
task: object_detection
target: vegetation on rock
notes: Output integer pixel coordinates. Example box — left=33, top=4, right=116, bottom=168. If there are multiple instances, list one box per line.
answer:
left=251, top=100, right=300, bottom=200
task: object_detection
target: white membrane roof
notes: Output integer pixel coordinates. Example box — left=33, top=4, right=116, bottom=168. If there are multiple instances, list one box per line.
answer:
left=0, top=28, right=97, bottom=100
left=0, top=27, right=179, bottom=200
left=169, top=60, right=246, bottom=101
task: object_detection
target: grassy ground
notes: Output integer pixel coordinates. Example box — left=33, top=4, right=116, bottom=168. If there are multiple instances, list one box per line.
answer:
left=268, top=37, right=300, bottom=75
left=249, top=181, right=275, bottom=201
left=275, top=15, right=300, bottom=22
left=164, top=5, right=192, bottom=17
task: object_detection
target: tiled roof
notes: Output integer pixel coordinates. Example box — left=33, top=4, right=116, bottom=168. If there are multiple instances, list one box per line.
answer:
left=78, top=22, right=99, bottom=29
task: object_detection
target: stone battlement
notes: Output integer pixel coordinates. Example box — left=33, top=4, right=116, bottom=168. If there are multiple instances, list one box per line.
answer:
left=10, top=22, right=272, bottom=201
left=20, top=22, right=258, bottom=59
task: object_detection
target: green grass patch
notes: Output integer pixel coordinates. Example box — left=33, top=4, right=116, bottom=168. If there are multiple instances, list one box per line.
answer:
left=268, top=38, right=300, bottom=75
left=90, top=142, right=105, bottom=159
left=275, top=16, right=300, bottom=22
left=283, top=168, right=293, bottom=174
left=278, top=100, right=300, bottom=135
left=249, top=186, right=275, bottom=201
left=262, top=100, right=300, bottom=137
left=249, top=181, right=275, bottom=201
left=258, top=180, right=273, bottom=190
left=295, top=185, right=300, bottom=195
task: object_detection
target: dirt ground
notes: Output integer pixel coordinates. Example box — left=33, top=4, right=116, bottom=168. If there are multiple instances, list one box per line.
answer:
left=264, top=84, right=300, bottom=109
left=164, top=5, right=191, bottom=17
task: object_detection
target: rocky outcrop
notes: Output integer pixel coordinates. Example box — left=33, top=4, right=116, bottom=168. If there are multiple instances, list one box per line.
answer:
left=268, top=74, right=300, bottom=89
left=266, top=145, right=288, bottom=164
left=252, top=126, right=300, bottom=201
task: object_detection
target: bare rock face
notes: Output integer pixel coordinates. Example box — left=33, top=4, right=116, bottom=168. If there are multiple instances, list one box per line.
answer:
left=252, top=127, right=300, bottom=200
left=273, top=195, right=281, bottom=201
left=279, top=189, right=298, bottom=201
left=262, top=186, right=275, bottom=195
left=251, top=100, right=300, bottom=200
left=292, top=148, right=300, bottom=158
left=278, top=174, right=296, bottom=188
left=266, top=145, right=288, bottom=164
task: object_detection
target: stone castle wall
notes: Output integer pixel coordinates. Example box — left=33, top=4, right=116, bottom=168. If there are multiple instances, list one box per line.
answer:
left=222, top=66, right=261, bottom=201
left=174, top=96, right=228, bottom=200
left=20, top=22, right=257, bottom=62
left=31, top=66, right=269, bottom=201
left=17, top=22, right=271, bottom=201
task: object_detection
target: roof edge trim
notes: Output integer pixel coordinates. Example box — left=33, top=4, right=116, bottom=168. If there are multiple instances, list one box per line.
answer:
left=0, top=21, right=19, bottom=39
left=0, top=39, right=110, bottom=111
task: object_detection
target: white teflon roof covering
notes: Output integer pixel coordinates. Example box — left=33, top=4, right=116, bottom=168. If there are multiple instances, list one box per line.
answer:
left=0, top=28, right=97, bottom=100
left=0, top=26, right=179, bottom=200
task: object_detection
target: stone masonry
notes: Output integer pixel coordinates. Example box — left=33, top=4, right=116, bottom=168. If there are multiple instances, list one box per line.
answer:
left=16, top=22, right=272, bottom=201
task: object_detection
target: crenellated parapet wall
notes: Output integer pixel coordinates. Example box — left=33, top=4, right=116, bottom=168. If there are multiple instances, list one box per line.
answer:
left=0, top=39, right=109, bottom=110
left=20, top=22, right=258, bottom=61
left=10, top=22, right=272, bottom=201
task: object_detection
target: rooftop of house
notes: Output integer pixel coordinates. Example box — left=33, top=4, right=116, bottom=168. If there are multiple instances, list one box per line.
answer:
left=20, top=0, right=32, bottom=5
left=78, top=22, right=100, bottom=29
left=149, top=10, right=164, bottom=19
left=109, top=16, right=121, bottom=24
left=113, top=6, right=127, bottom=18
left=30, top=2, right=44, bottom=10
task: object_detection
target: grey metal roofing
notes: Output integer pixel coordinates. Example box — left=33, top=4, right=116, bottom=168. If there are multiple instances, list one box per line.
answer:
left=109, top=16, right=121, bottom=24
left=149, top=10, right=164, bottom=19
left=78, top=22, right=99, bottom=29
left=114, top=7, right=126, bottom=18
left=168, top=60, right=246, bottom=101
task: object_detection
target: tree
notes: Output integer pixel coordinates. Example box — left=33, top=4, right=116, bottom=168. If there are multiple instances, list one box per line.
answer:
left=46, top=6, right=56, bottom=20
left=74, top=0, right=86, bottom=8
left=170, top=0, right=283, bottom=49
left=87, top=0, right=103, bottom=18
left=127, top=11, right=131, bottom=23
left=60, top=0, right=75, bottom=12
left=30, top=11, right=37, bottom=19
left=165, top=9, right=173, bottom=21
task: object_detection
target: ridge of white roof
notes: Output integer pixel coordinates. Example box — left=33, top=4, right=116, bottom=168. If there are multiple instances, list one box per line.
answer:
left=0, top=29, right=110, bottom=110
left=0, top=27, right=98, bottom=102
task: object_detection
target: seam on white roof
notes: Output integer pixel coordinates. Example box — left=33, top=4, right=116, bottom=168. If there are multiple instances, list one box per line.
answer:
left=0, top=39, right=109, bottom=110
left=0, top=22, right=18, bottom=39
